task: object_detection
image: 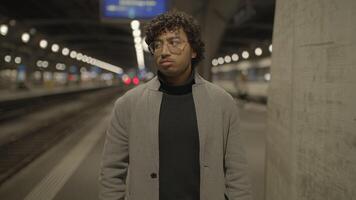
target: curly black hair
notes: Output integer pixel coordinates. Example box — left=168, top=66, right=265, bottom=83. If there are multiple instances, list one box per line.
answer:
left=144, top=10, right=205, bottom=68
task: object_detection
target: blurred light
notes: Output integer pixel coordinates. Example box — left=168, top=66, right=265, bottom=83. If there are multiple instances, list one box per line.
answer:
left=0, top=24, right=9, bottom=36
left=51, top=44, right=59, bottom=52
left=217, top=57, right=224, bottom=65
left=76, top=53, right=83, bottom=61
left=80, top=67, right=87, bottom=73
left=30, top=28, right=36, bottom=35
left=42, top=61, right=49, bottom=68
left=92, top=59, right=123, bottom=74
left=264, top=73, right=271, bottom=81
left=224, top=55, right=231, bottom=63
left=39, top=39, right=48, bottom=49
left=21, top=32, right=30, bottom=43
left=133, top=30, right=141, bottom=37
left=56, top=63, right=66, bottom=71
left=4, top=55, right=11, bottom=63
left=62, top=48, right=70, bottom=56
left=14, top=56, right=21, bottom=64
left=89, top=58, right=95, bottom=65
left=9, top=20, right=16, bottom=26
left=135, top=43, right=143, bottom=50
left=231, top=53, right=239, bottom=62
left=133, top=77, right=140, bottom=85
left=36, top=60, right=42, bottom=67
left=212, top=59, right=218, bottom=66
left=82, top=55, right=88, bottom=62
left=122, top=74, right=131, bottom=85
left=242, top=51, right=249, bottom=59
left=134, top=37, right=142, bottom=44
left=88, top=57, right=93, bottom=64
left=33, top=71, right=41, bottom=80
left=269, top=44, right=273, bottom=52
left=70, top=50, right=77, bottom=58
left=131, top=20, right=140, bottom=30
left=255, top=47, right=263, bottom=56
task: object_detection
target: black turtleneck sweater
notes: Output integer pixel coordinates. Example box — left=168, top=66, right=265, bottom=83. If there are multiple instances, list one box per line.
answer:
left=158, top=70, right=200, bottom=200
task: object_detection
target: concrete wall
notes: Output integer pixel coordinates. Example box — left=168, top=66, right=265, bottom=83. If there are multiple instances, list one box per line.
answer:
left=266, top=0, right=356, bottom=200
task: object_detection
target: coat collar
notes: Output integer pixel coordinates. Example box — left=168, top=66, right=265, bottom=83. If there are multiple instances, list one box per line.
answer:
left=146, top=70, right=206, bottom=91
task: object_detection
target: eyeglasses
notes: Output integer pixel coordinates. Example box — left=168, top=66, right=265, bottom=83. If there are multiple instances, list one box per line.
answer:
left=148, top=38, right=187, bottom=55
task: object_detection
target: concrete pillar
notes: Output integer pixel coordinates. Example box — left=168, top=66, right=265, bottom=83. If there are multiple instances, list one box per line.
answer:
left=199, top=0, right=242, bottom=81
left=266, top=0, right=356, bottom=200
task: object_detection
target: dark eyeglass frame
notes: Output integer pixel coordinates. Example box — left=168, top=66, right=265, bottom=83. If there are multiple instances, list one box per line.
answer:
left=148, top=37, right=187, bottom=55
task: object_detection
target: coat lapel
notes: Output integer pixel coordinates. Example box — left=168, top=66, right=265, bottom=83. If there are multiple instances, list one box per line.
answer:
left=146, top=77, right=162, bottom=171
left=192, top=83, right=209, bottom=166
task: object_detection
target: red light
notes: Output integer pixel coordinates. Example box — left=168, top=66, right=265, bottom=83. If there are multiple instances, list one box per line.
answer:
left=123, top=77, right=131, bottom=85
left=133, top=77, right=140, bottom=85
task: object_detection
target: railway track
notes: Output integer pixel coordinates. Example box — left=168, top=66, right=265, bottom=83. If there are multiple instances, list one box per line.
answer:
left=0, top=87, right=123, bottom=185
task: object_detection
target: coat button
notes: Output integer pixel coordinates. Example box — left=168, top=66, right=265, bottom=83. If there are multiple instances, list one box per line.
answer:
left=150, top=173, right=157, bottom=179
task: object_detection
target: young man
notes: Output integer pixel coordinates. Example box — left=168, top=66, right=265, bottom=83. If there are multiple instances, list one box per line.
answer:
left=100, top=11, right=252, bottom=200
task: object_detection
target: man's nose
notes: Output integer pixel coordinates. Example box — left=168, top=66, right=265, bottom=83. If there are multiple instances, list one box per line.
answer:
left=160, top=43, right=171, bottom=57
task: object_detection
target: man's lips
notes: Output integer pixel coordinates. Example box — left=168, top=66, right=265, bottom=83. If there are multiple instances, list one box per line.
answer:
left=159, top=59, right=174, bottom=66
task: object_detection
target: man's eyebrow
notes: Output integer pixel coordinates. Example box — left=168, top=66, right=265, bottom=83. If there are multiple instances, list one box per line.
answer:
left=156, top=36, right=181, bottom=41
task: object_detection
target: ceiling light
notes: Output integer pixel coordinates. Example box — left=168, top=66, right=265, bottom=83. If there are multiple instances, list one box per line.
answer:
left=131, top=20, right=140, bottom=30
left=231, top=53, right=239, bottom=61
left=242, top=51, right=249, bottom=59
left=21, top=32, right=30, bottom=43
left=0, top=24, right=9, bottom=36
left=39, top=39, right=48, bottom=49
left=255, top=47, right=263, bottom=56
left=51, top=44, right=59, bottom=52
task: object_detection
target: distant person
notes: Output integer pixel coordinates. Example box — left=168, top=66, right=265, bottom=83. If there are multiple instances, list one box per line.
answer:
left=100, top=10, right=252, bottom=200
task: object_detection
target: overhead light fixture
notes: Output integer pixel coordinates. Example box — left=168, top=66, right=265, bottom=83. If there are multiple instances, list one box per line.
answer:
left=9, top=19, right=16, bottom=26
left=242, top=51, right=249, bottom=59
left=14, top=56, right=22, bottom=64
left=70, top=50, right=77, bottom=58
left=36, top=60, right=42, bottom=67
left=231, top=53, right=239, bottom=61
left=131, top=20, right=140, bottom=30
left=0, top=24, right=9, bottom=36
left=255, top=47, right=263, bottom=56
left=269, top=44, right=273, bottom=52
left=217, top=57, right=224, bottom=65
left=42, top=61, right=49, bottom=68
left=134, top=37, right=142, bottom=44
left=133, top=30, right=141, bottom=37
left=4, top=55, right=11, bottom=63
left=212, top=59, right=218, bottom=66
left=39, top=39, right=48, bottom=49
left=51, top=44, right=59, bottom=52
left=62, top=48, right=70, bottom=56
left=21, top=32, right=30, bottom=43
left=30, top=28, right=36, bottom=35
left=76, top=53, right=83, bottom=61
left=224, top=55, right=232, bottom=63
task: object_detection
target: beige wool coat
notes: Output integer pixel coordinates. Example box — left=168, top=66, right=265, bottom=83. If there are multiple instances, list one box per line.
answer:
left=100, top=72, right=252, bottom=200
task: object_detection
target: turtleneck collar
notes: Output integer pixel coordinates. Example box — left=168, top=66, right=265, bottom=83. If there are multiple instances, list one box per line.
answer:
left=158, top=69, right=195, bottom=95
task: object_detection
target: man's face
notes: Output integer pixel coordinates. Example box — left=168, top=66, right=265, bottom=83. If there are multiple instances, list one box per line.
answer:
left=153, top=28, right=197, bottom=78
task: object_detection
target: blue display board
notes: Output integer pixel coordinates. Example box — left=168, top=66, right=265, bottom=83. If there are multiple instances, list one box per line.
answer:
left=101, top=0, right=167, bottom=19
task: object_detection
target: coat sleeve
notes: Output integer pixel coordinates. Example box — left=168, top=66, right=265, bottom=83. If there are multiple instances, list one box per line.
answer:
left=99, top=97, right=129, bottom=200
left=224, top=100, right=253, bottom=200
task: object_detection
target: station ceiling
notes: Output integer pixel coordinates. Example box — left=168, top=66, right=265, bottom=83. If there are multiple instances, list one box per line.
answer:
left=0, top=0, right=275, bottom=74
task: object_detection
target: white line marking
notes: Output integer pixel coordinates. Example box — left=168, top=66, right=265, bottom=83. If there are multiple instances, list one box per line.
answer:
left=24, top=116, right=108, bottom=200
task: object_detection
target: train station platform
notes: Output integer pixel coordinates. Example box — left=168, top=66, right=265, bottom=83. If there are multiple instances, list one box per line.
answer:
left=0, top=101, right=267, bottom=200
